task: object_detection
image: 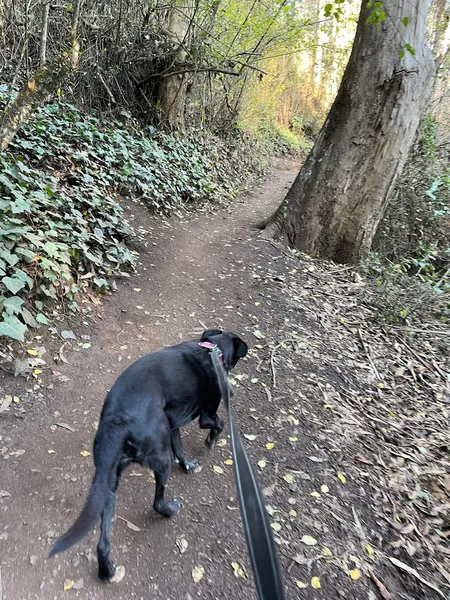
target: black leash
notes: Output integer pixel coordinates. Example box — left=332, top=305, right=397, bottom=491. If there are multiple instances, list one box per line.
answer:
left=210, top=348, right=286, bottom=600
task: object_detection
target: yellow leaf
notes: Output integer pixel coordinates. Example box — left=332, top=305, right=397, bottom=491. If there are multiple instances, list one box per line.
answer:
left=311, top=576, right=321, bottom=589
left=213, top=465, right=224, bottom=474
left=254, top=302, right=261, bottom=306
left=364, top=544, right=375, bottom=557
left=257, top=459, right=267, bottom=469
left=231, top=561, right=246, bottom=578
left=310, top=491, right=321, bottom=498
left=301, top=535, right=318, bottom=546
left=320, top=484, right=329, bottom=493
left=13, top=396, right=20, bottom=403
left=217, top=439, right=227, bottom=447
left=296, top=580, right=309, bottom=589
left=289, top=436, right=298, bottom=442
left=63, top=579, right=75, bottom=591
left=48, top=449, right=56, bottom=454
left=289, top=509, right=297, bottom=518
left=283, top=472, right=294, bottom=484
left=32, top=369, right=42, bottom=378
left=349, top=568, right=361, bottom=580
left=266, top=442, right=275, bottom=450
left=192, top=565, right=204, bottom=583
left=271, top=522, right=282, bottom=532
left=321, top=547, right=333, bottom=557
left=133, top=288, right=141, bottom=292
left=337, top=472, right=346, bottom=484
left=224, top=459, right=233, bottom=465
left=288, top=415, right=299, bottom=425
left=27, top=349, right=38, bottom=356
left=80, top=450, right=91, bottom=457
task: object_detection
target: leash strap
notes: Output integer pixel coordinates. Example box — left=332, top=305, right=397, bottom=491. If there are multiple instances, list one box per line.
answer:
left=210, top=348, right=286, bottom=600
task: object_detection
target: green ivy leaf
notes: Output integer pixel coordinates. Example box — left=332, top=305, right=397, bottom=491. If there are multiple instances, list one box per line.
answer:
left=2, top=276, right=26, bottom=294
left=2, top=296, right=24, bottom=315
left=0, top=313, right=28, bottom=341
left=401, top=16, right=409, bottom=26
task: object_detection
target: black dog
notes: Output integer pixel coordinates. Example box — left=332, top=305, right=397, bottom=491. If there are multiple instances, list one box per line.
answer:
left=49, top=329, right=248, bottom=582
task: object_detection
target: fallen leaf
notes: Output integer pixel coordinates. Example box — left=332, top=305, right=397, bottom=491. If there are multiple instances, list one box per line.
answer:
left=27, top=349, right=38, bottom=356
left=213, top=465, right=224, bottom=474
left=365, top=544, right=375, bottom=557
left=61, top=330, right=76, bottom=340
left=80, top=450, right=91, bottom=457
left=320, top=484, right=329, bottom=493
left=244, top=434, right=257, bottom=441
left=250, top=378, right=259, bottom=384
left=349, top=568, right=361, bottom=580
left=192, top=565, right=205, bottom=583
left=56, top=422, right=76, bottom=432
left=110, top=565, right=125, bottom=583
left=176, top=537, right=188, bottom=554
left=117, top=516, right=141, bottom=531
left=266, top=505, right=276, bottom=516
left=311, top=576, right=321, bottom=589
left=133, top=288, right=141, bottom=292
left=48, top=449, right=56, bottom=454
left=32, top=368, right=42, bottom=378
left=310, top=491, right=321, bottom=498
left=257, top=459, right=267, bottom=469
left=0, top=396, right=12, bottom=413
left=321, top=547, right=333, bottom=557
left=289, top=509, right=297, bottom=518
left=301, top=535, right=318, bottom=546
left=266, top=442, right=275, bottom=450
left=231, top=561, right=247, bottom=578
left=283, top=472, right=294, bottom=484
left=296, top=580, right=309, bottom=589
left=63, top=579, right=75, bottom=591
left=337, top=472, right=347, bottom=484
left=13, top=396, right=20, bottom=403
left=271, top=522, right=282, bottom=532
left=289, top=436, right=298, bottom=442
left=224, top=459, right=233, bottom=465
left=217, top=439, right=227, bottom=447
left=308, top=456, right=328, bottom=463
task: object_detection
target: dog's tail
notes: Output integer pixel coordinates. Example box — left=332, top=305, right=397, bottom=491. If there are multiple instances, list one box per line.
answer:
left=49, top=421, right=125, bottom=558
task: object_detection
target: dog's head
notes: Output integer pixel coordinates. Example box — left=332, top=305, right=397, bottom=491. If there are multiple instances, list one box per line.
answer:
left=200, top=329, right=248, bottom=371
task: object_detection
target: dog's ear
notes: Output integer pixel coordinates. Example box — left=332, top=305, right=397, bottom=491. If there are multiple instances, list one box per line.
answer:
left=232, top=335, right=248, bottom=360
left=201, top=329, right=223, bottom=340
left=220, top=333, right=248, bottom=371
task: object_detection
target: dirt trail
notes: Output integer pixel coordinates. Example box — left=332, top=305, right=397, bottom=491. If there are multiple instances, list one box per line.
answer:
left=0, top=160, right=299, bottom=600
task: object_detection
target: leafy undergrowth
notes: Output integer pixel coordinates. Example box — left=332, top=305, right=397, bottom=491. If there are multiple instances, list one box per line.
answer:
left=0, top=98, right=293, bottom=346
left=240, top=245, right=449, bottom=598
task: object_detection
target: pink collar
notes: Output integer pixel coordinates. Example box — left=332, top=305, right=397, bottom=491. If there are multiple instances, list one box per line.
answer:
left=199, top=341, right=224, bottom=363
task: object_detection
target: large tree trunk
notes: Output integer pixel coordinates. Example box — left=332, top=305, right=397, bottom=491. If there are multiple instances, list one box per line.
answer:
left=262, top=0, right=435, bottom=264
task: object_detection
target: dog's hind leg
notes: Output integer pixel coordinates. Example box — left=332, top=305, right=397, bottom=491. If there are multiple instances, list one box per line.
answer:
left=97, top=462, right=124, bottom=582
left=170, top=428, right=199, bottom=473
left=151, top=453, right=181, bottom=517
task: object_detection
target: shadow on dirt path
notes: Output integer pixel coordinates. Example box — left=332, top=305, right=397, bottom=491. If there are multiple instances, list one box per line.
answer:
left=0, top=160, right=299, bottom=600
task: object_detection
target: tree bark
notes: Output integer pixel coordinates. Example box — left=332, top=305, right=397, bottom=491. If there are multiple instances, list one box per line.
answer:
left=70, top=0, right=83, bottom=69
left=0, top=54, right=71, bottom=150
left=158, top=0, right=195, bottom=130
left=262, top=0, right=435, bottom=264
left=39, top=0, right=50, bottom=67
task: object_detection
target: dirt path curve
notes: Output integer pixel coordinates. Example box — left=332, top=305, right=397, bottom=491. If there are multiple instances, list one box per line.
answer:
left=0, top=160, right=298, bottom=600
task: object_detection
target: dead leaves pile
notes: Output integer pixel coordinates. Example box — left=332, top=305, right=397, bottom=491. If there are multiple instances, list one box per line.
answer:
left=247, top=245, right=449, bottom=598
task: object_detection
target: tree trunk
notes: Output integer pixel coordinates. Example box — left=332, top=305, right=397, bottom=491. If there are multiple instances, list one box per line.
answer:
left=70, top=0, right=83, bottom=70
left=262, top=0, right=435, bottom=264
left=158, top=0, right=195, bottom=130
left=39, top=0, right=50, bottom=67
left=0, top=54, right=71, bottom=150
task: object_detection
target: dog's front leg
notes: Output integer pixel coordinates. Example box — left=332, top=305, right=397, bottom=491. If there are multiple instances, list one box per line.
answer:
left=170, top=428, right=199, bottom=473
left=199, top=412, right=224, bottom=450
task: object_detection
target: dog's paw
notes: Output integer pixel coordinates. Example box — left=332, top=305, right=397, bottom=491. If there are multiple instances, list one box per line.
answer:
left=183, top=459, right=200, bottom=473
left=167, top=500, right=181, bottom=516
left=204, top=435, right=217, bottom=450
left=109, top=565, right=126, bottom=584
